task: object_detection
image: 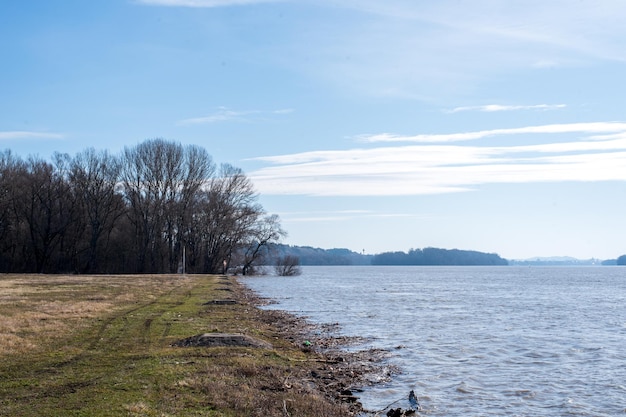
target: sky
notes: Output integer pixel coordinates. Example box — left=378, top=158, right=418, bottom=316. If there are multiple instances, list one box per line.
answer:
left=2, top=0, right=626, bottom=260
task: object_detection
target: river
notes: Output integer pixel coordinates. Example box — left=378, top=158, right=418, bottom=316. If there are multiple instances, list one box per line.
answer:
left=242, top=266, right=626, bottom=416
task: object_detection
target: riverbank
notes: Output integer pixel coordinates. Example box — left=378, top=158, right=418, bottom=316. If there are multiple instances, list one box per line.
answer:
left=237, top=278, right=397, bottom=414
left=0, top=274, right=383, bottom=416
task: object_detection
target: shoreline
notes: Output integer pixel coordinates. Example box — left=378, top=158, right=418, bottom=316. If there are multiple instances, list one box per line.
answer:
left=0, top=274, right=393, bottom=416
left=235, top=277, right=394, bottom=416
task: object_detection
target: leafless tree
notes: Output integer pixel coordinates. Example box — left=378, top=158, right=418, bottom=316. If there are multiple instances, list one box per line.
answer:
left=275, top=255, right=302, bottom=276
left=120, top=139, right=215, bottom=273
left=0, top=139, right=285, bottom=274
left=170, top=144, right=215, bottom=273
left=240, top=214, right=286, bottom=275
left=68, top=148, right=124, bottom=273
left=0, top=150, right=21, bottom=270
left=194, top=164, right=262, bottom=274
left=11, top=156, right=76, bottom=272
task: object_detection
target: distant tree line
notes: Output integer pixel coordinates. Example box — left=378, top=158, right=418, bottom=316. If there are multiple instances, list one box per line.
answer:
left=371, top=247, right=508, bottom=266
left=617, top=255, right=626, bottom=265
left=0, top=139, right=284, bottom=274
left=270, top=244, right=372, bottom=266
left=270, top=244, right=507, bottom=266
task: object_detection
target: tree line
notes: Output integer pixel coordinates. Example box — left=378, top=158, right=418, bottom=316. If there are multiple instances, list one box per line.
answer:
left=0, top=139, right=285, bottom=274
left=271, top=244, right=372, bottom=266
left=271, top=244, right=508, bottom=266
left=371, top=247, right=508, bottom=266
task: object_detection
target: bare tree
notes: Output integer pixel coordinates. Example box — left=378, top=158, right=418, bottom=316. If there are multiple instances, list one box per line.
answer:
left=120, top=139, right=215, bottom=273
left=195, top=164, right=262, bottom=274
left=68, top=148, right=124, bottom=273
left=120, top=142, right=155, bottom=272
left=240, top=214, right=286, bottom=275
left=275, top=255, right=302, bottom=276
left=0, top=150, right=21, bottom=270
left=171, top=144, right=215, bottom=273
left=0, top=139, right=285, bottom=274
left=120, top=139, right=183, bottom=272
left=11, top=156, right=76, bottom=272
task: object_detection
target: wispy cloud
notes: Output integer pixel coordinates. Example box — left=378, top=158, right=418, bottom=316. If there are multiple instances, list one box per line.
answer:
left=446, top=104, right=566, bottom=113
left=356, top=122, right=626, bottom=144
left=0, top=131, right=64, bottom=140
left=179, top=108, right=257, bottom=125
left=178, top=107, right=293, bottom=125
left=137, top=1, right=626, bottom=99
left=136, top=0, right=281, bottom=7
left=249, top=121, right=626, bottom=196
left=278, top=1, right=626, bottom=99
left=277, top=210, right=428, bottom=223
left=278, top=210, right=371, bottom=223
left=272, top=108, right=295, bottom=115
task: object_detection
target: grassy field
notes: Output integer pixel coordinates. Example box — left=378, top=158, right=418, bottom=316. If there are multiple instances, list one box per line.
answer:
left=0, top=274, right=356, bottom=417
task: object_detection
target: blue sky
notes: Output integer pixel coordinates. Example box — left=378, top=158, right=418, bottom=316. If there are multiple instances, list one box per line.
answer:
left=2, top=0, right=626, bottom=260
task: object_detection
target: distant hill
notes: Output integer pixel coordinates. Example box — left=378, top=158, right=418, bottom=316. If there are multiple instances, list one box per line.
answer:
left=371, top=247, right=508, bottom=266
left=270, top=245, right=507, bottom=266
left=269, top=244, right=372, bottom=266
left=269, top=245, right=621, bottom=267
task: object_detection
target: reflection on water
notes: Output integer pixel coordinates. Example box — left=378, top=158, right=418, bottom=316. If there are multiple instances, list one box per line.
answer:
left=242, top=266, right=626, bottom=416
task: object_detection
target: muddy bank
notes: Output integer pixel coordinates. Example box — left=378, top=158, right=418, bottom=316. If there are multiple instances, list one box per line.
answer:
left=235, top=277, right=398, bottom=415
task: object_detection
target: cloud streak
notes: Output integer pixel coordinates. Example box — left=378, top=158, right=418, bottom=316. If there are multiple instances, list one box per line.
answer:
left=0, top=131, right=64, bottom=140
left=277, top=1, right=626, bottom=99
left=136, top=1, right=626, bottom=99
left=357, top=122, right=626, bottom=144
left=446, top=104, right=566, bottom=113
left=277, top=210, right=430, bottom=223
left=249, top=122, right=626, bottom=196
left=178, top=107, right=293, bottom=125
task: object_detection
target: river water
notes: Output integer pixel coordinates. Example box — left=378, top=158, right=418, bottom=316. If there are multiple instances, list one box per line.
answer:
left=242, top=266, right=626, bottom=416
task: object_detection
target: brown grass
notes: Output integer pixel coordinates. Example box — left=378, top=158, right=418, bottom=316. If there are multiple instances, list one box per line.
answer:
left=0, top=274, right=183, bottom=355
left=0, top=274, right=363, bottom=417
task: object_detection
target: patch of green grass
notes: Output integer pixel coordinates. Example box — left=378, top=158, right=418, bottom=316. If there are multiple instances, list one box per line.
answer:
left=0, top=275, right=352, bottom=417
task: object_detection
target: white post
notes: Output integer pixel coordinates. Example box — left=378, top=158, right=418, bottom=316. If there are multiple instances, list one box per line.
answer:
left=182, top=245, right=186, bottom=275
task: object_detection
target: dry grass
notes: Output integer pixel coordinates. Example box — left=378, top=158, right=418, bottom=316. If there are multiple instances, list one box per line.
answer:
left=0, top=274, right=183, bottom=355
left=0, top=274, right=358, bottom=417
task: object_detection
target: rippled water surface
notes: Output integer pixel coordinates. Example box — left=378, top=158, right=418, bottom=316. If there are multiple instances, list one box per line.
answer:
left=242, top=266, right=626, bottom=416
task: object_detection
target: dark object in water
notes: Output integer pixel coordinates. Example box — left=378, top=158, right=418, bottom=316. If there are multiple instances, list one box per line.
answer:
left=409, top=389, right=419, bottom=409
left=385, top=390, right=419, bottom=417
left=380, top=390, right=420, bottom=416
left=386, top=408, right=415, bottom=417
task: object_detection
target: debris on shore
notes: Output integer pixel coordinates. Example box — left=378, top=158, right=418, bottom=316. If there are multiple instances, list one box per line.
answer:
left=238, top=279, right=399, bottom=415
left=172, top=332, right=272, bottom=349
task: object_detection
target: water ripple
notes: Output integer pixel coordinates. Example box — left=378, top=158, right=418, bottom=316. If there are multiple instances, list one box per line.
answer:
left=243, top=266, right=626, bottom=416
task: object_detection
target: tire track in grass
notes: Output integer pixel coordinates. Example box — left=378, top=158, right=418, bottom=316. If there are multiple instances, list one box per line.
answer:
left=0, top=276, right=211, bottom=416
